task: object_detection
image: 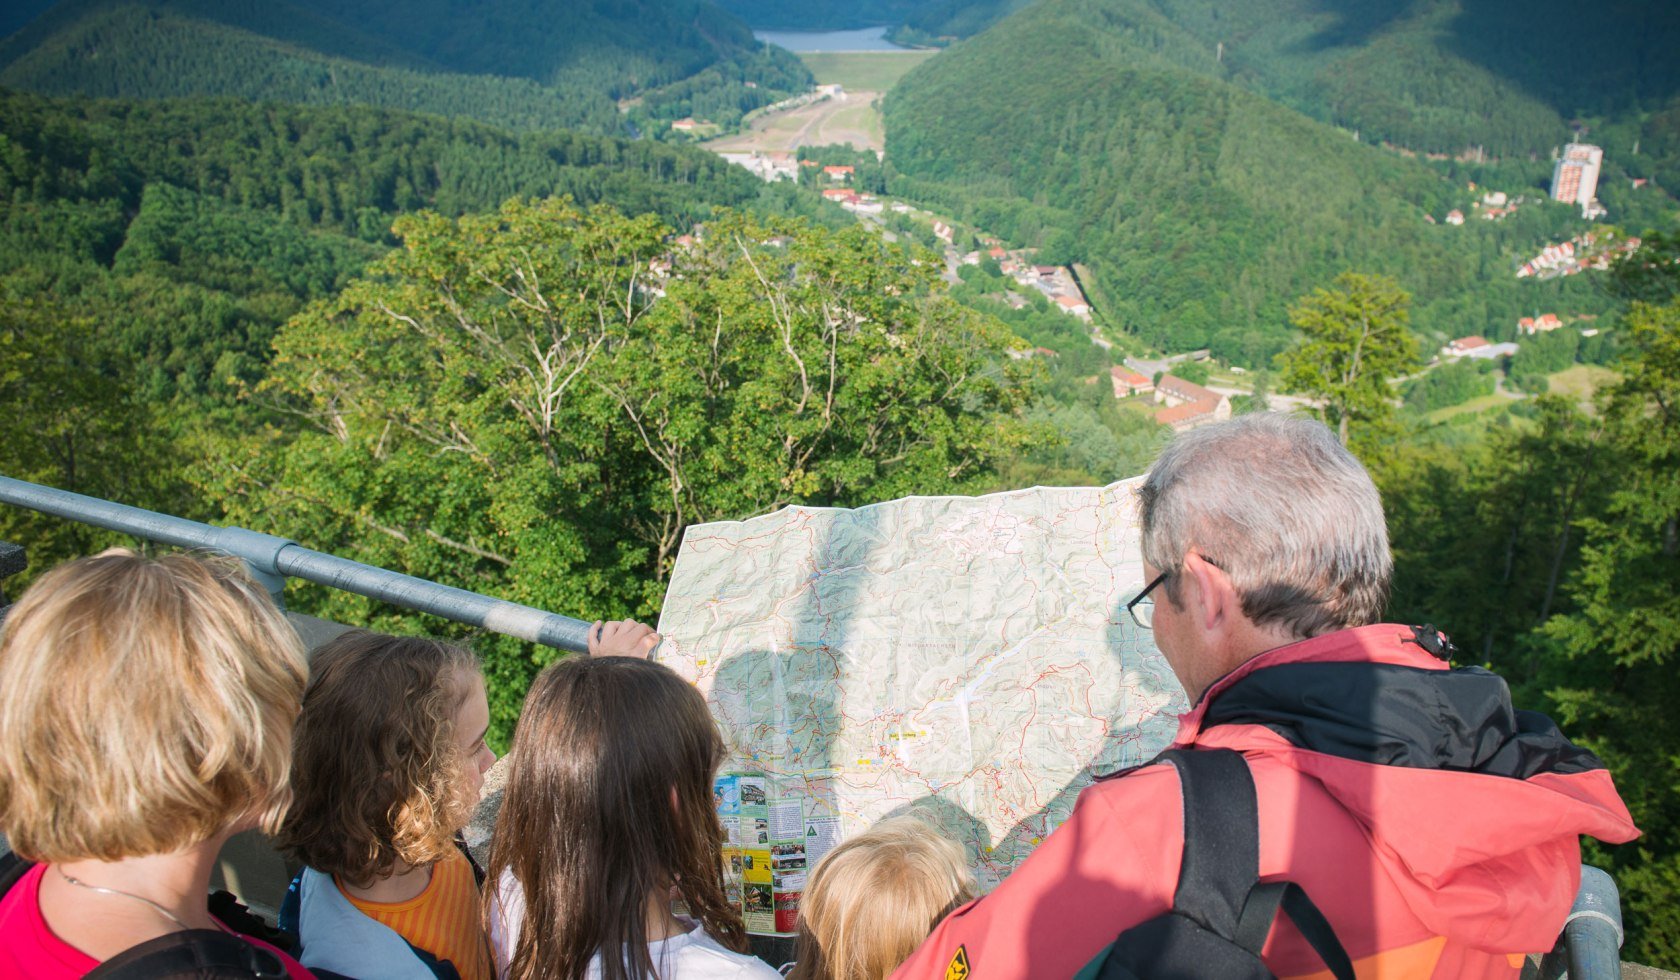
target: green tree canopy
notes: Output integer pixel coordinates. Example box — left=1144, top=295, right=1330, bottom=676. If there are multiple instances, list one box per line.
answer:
left=1279, top=272, right=1419, bottom=446
left=1534, top=296, right=1680, bottom=961
left=208, top=197, right=1043, bottom=732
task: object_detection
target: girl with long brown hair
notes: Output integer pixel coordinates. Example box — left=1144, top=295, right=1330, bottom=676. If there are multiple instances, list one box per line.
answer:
left=487, top=655, right=777, bottom=980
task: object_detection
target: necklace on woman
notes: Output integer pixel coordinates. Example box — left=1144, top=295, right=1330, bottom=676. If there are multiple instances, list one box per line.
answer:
left=56, top=867, right=191, bottom=930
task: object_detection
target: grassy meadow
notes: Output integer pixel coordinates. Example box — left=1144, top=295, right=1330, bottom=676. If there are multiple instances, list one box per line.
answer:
left=798, top=51, right=938, bottom=92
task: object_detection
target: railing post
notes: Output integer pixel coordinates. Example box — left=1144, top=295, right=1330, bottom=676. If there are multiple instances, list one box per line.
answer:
left=1539, top=865, right=1623, bottom=980
left=209, top=526, right=298, bottom=610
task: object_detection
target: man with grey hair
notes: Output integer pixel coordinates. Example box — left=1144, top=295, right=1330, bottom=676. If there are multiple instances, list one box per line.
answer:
left=1132, top=411, right=1393, bottom=702
left=895, top=413, right=1637, bottom=980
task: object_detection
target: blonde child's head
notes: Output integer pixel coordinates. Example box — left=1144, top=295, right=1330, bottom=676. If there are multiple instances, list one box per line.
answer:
left=790, top=816, right=977, bottom=980
left=277, top=630, right=491, bottom=886
left=0, top=550, right=307, bottom=862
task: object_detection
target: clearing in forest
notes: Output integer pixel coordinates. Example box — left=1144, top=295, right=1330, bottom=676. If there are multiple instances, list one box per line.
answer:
left=703, top=50, right=935, bottom=155
left=799, top=51, right=937, bottom=92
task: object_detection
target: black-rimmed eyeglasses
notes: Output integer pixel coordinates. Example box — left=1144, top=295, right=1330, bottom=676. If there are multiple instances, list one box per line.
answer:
left=1126, top=572, right=1168, bottom=630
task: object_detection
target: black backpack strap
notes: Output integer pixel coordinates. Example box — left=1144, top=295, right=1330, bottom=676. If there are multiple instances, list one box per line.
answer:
left=0, top=850, right=33, bottom=897
left=1279, top=884, right=1356, bottom=979
left=1158, top=748, right=1259, bottom=939
left=1169, top=749, right=1357, bottom=980
left=85, top=929, right=289, bottom=979
left=454, top=834, right=486, bottom=888
left=1235, top=881, right=1356, bottom=978
left=207, top=890, right=294, bottom=954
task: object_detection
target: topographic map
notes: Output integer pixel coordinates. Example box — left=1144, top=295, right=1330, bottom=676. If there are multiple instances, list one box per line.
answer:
left=657, top=479, right=1186, bottom=927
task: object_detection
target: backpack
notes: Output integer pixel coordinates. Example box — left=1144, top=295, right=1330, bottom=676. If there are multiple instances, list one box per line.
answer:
left=1073, top=749, right=1357, bottom=980
left=0, top=850, right=291, bottom=979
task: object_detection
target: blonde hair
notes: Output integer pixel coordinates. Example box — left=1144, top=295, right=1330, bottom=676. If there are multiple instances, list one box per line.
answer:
left=277, top=631, right=481, bottom=886
left=789, top=816, right=976, bottom=980
left=0, top=549, right=307, bottom=862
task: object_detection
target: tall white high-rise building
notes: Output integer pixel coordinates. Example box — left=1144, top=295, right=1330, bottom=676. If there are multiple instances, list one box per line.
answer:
left=1551, top=143, right=1604, bottom=217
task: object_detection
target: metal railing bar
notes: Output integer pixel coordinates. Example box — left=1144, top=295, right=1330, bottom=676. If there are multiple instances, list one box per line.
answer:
left=0, top=475, right=591, bottom=652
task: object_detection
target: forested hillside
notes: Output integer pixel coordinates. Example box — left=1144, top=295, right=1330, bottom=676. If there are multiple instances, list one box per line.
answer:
left=0, top=0, right=813, bottom=134
left=0, top=88, right=836, bottom=562
left=713, top=0, right=923, bottom=30
left=893, top=0, right=1680, bottom=158
left=882, top=0, right=1678, bottom=363
left=892, top=0, right=1031, bottom=45
left=0, top=87, right=1040, bottom=743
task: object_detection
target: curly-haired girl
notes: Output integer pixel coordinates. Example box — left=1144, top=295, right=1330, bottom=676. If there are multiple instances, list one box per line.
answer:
left=278, top=621, right=658, bottom=980
left=277, top=631, right=497, bottom=980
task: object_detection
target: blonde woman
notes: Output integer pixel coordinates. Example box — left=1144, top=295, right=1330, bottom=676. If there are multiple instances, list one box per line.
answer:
left=788, top=817, right=976, bottom=980
left=0, top=550, right=312, bottom=978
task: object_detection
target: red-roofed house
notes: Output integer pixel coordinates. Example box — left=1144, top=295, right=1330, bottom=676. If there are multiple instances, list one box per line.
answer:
left=823, top=165, right=854, bottom=181
left=1153, top=375, right=1231, bottom=430
left=1519, top=314, right=1563, bottom=335
left=1444, top=336, right=1490, bottom=357
left=671, top=118, right=698, bottom=132
left=988, top=247, right=1007, bottom=260
left=822, top=188, right=860, bottom=204
left=1056, top=295, right=1092, bottom=318
left=1111, top=367, right=1154, bottom=398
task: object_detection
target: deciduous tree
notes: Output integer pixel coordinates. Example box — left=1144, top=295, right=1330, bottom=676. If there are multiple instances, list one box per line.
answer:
left=1538, top=296, right=1680, bottom=964
left=1279, top=272, right=1418, bottom=446
left=205, top=198, right=1042, bottom=731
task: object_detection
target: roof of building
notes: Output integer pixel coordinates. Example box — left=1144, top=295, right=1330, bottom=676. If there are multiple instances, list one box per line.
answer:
left=1451, top=335, right=1490, bottom=350
left=1111, top=367, right=1152, bottom=387
left=1155, top=399, right=1219, bottom=427
left=1157, top=374, right=1219, bottom=402
left=1056, top=295, right=1089, bottom=308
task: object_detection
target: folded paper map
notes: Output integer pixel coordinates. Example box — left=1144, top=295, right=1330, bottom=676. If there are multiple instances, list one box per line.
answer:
left=657, top=479, right=1185, bottom=932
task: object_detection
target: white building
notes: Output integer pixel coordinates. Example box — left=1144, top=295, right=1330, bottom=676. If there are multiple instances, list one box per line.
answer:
left=1551, top=144, right=1604, bottom=218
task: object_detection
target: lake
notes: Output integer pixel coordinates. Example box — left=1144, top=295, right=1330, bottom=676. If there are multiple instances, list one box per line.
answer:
left=752, top=26, right=913, bottom=53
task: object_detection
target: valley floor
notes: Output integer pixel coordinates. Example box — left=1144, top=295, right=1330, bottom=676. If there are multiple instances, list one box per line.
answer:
left=704, top=89, right=884, bottom=154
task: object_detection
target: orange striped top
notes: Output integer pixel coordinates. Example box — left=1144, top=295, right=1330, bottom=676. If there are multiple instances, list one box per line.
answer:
left=342, top=848, right=491, bottom=980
